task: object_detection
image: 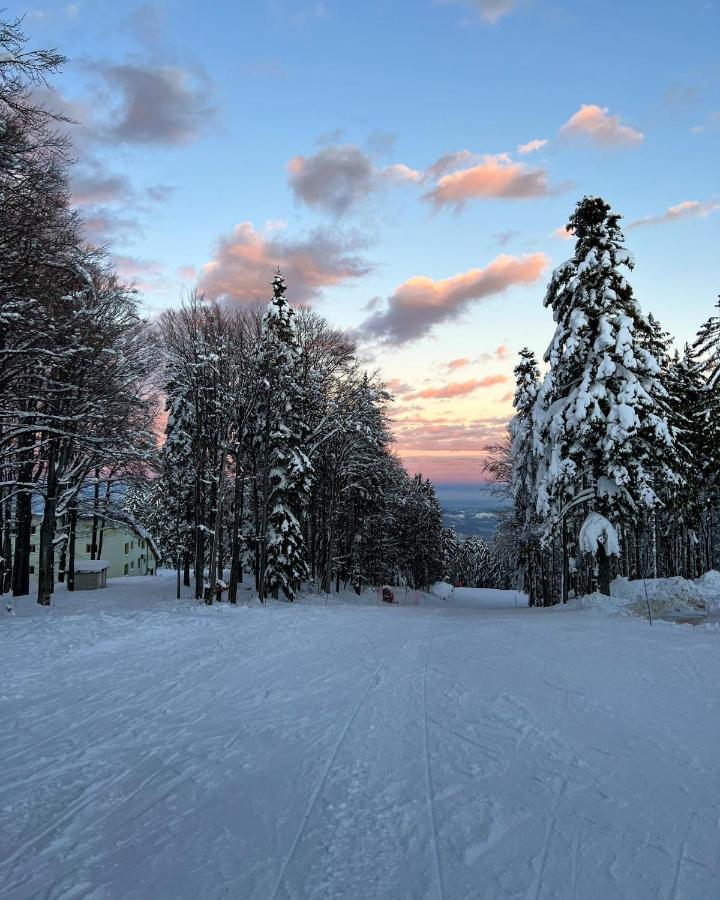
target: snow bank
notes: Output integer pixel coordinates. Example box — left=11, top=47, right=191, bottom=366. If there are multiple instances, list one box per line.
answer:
left=559, top=574, right=714, bottom=619
left=430, top=581, right=454, bottom=599
left=612, top=575, right=705, bottom=618
left=695, top=570, right=720, bottom=617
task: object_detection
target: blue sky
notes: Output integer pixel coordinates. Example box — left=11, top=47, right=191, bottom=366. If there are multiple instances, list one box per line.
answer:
left=16, top=0, right=720, bottom=480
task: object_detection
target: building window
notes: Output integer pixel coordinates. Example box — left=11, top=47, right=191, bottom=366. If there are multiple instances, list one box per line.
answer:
left=29, top=544, right=36, bottom=553
left=130, top=540, right=134, bottom=550
left=124, top=563, right=129, bottom=575
left=124, top=542, right=129, bottom=554
left=130, top=560, right=134, bottom=569
left=31, top=526, right=36, bottom=535
left=86, top=544, right=92, bottom=553
left=29, top=565, right=35, bottom=574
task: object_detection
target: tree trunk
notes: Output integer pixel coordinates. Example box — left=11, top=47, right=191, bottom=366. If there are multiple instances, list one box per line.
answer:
left=97, top=478, right=112, bottom=560
left=561, top=521, right=569, bottom=604
left=597, top=546, right=611, bottom=596
left=90, top=468, right=100, bottom=559
left=1, top=486, right=12, bottom=600
left=229, top=463, right=244, bottom=604
left=12, top=469, right=32, bottom=597
left=37, top=445, right=58, bottom=606
left=67, top=506, right=77, bottom=591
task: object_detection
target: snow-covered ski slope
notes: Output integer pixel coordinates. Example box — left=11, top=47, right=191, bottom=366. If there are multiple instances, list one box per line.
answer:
left=2, top=576, right=719, bottom=900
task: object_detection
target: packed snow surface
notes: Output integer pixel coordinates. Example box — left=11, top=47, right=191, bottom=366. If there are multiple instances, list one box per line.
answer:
left=2, top=575, right=719, bottom=899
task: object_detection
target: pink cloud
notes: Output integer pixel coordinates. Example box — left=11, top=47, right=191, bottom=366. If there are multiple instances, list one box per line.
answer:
left=386, top=378, right=414, bottom=395
left=447, top=357, right=471, bottom=370
left=560, top=104, right=643, bottom=147
left=552, top=225, right=575, bottom=240
left=424, top=154, right=551, bottom=207
left=517, top=138, right=548, bottom=154
left=198, top=222, right=372, bottom=304
left=361, top=252, right=549, bottom=344
left=408, top=375, right=508, bottom=400
left=628, top=199, right=720, bottom=229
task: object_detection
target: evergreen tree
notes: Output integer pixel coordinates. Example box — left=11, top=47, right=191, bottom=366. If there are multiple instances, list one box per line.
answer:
left=255, top=272, right=312, bottom=600
left=534, top=196, right=673, bottom=594
left=510, top=348, right=540, bottom=603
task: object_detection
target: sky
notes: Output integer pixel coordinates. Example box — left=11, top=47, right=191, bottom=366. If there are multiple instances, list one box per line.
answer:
left=15, top=0, right=720, bottom=483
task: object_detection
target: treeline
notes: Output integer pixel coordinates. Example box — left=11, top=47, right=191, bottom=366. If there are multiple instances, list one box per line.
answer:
left=128, top=282, right=445, bottom=603
left=0, top=19, right=446, bottom=606
left=0, top=19, right=157, bottom=606
left=501, top=195, right=719, bottom=605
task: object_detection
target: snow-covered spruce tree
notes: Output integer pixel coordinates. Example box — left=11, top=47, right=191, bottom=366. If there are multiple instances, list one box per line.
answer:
left=510, top=348, right=541, bottom=604
left=691, top=298, right=720, bottom=571
left=254, top=272, right=312, bottom=601
left=663, top=346, right=706, bottom=576
left=534, top=196, right=674, bottom=595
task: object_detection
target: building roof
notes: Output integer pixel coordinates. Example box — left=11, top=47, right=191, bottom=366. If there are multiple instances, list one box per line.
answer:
left=74, top=560, right=110, bottom=573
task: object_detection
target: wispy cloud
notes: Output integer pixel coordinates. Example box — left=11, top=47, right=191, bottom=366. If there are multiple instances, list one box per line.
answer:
left=691, top=111, right=720, bottom=134
left=517, top=138, right=547, bottom=155
left=442, top=0, right=518, bottom=25
left=407, top=375, right=508, bottom=400
left=628, top=199, right=719, bottom=229
left=560, top=104, right=643, bottom=147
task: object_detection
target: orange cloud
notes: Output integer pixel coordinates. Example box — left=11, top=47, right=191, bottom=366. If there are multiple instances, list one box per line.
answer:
left=560, top=104, right=643, bottom=147
left=408, top=375, right=508, bottom=400
left=361, top=252, right=549, bottom=344
left=552, top=225, right=575, bottom=240
left=447, top=357, right=471, bottom=370
left=425, top=154, right=550, bottom=207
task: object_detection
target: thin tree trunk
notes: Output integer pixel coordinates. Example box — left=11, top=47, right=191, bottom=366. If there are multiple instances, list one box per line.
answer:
left=37, top=444, right=58, bottom=606
left=90, top=468, right=100, bottom=559
left=12, top=437, right=33, bottom=597
left=67, top=505, right=77, bottom=591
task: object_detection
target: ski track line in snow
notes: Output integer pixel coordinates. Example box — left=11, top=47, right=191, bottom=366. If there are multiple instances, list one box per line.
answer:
left=668, top=809, right=695, bottom=900
left=269, top=662, right=383, bottom=900
left=422, top=634, right=445, bottom=900
left=529, top=766, right=572, bottom=900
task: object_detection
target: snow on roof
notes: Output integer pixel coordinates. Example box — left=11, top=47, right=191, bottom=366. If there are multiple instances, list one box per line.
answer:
left=74, top=560, right=110, bottom=573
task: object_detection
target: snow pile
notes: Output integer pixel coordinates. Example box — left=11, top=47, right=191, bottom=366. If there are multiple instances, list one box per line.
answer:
left=430, top=581, right=454, bottom=599
left=579, top=512, right=621, bottom=556
left=561, top=591, right=626, bottom=615
left=695, top=570, right=720, bottom=617
left=560, top=574, right=713, bottom=619
left=611, top=575, right=705, bottom=618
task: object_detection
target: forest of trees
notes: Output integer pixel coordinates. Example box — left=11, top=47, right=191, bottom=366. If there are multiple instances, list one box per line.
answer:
left=501, top=196, right=720, bottom=605
left=3, top=19, right=718, bottom=610
left=0, top=18, right=446, bottom=607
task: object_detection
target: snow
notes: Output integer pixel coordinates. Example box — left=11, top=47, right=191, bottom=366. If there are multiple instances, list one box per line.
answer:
left=2, top=574, right=719, bottom=899
left=578, top=511, right=621, bottom=556
left=72, top=559, right=110, bottom=573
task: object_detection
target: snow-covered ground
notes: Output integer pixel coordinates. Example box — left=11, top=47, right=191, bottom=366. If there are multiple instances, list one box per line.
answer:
left=2, top=575, right=719, bottom=900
